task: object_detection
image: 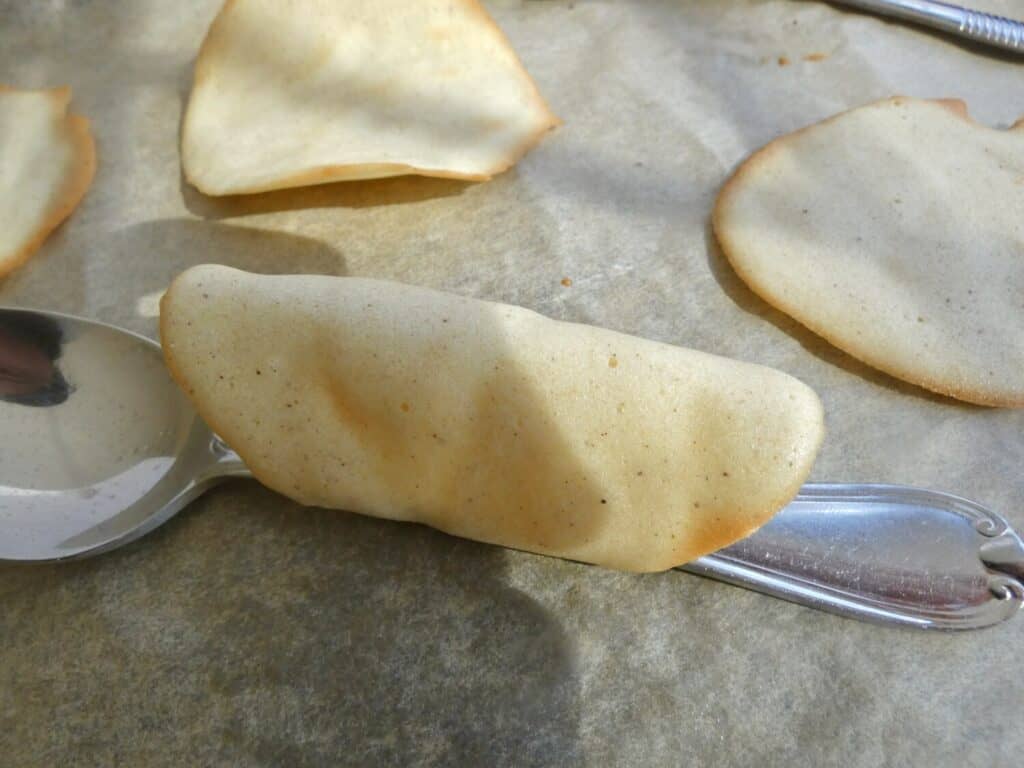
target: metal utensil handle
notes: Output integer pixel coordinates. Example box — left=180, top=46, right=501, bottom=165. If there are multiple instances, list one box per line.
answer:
left=201, top=434, right=1024, bottom=630
left=682, top=483, right=1024, bottom=630
left=960, top=7, right=1024, bottom=50
left=836, top=0, right=1024, bottom=53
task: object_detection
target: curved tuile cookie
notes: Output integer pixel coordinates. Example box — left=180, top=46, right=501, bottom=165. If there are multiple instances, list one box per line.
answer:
left=182, top=0, right=559, bottom=195
left=714, top=97, right=1024, bottom=408
left=161, top=265, right=824, bottom=572
left=0, top=86, right=96, bottom=278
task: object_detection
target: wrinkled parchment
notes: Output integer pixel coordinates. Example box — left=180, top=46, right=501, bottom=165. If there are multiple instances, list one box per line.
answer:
left=1, top=1, right=1022, bottom=765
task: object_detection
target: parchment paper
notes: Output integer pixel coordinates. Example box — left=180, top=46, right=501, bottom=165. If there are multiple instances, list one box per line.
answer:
left=1, top=1, right=1022, bottom=765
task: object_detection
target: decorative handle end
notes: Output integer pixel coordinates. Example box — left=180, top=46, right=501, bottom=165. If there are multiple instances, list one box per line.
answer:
left=961, top=11, right=1024, bottom=51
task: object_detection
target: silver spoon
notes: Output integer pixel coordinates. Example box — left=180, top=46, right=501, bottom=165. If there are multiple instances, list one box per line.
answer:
left=2, top=307, right=1022, bottom=630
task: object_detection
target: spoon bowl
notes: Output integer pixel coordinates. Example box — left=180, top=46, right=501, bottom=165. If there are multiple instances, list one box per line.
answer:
left=0, top=307, right=243, bottom=560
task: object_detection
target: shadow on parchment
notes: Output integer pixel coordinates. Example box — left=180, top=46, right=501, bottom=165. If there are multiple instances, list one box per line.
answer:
left=0, top=263, right=617, bottom=765
left=180, top=172, right=474, bottom=220
left=0, top=482, right=585, bottom=767
left=98, top=218, right=346, bottom=335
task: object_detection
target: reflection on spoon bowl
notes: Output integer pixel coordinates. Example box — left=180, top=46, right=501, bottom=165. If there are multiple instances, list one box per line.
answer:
left=0, top=308, right=243, bottom=560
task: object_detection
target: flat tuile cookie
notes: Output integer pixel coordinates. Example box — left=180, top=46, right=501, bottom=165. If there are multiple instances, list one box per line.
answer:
left=0, top=86, right=95, bottom=278
left=161, top=265, right=824, bottom=572
left=182, top=0, right=559, bottom=195
left=714, top=97, right=1024, bottom=408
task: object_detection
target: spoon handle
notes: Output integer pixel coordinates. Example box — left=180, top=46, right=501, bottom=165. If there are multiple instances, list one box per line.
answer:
left=833, top=0, right=1024, bottom=53
left=207, top=436, right=1023, bottom=628
left=683, top=483, right=1024, bottom=630
left=203, top=434, right=253, bottom=481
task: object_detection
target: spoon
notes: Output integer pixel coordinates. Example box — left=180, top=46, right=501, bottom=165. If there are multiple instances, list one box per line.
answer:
left=2, top=306, right=1022, bottom=630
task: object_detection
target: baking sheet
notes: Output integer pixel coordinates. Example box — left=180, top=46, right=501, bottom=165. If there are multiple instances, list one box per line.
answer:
left=1, top=1, right=1022, bottom=764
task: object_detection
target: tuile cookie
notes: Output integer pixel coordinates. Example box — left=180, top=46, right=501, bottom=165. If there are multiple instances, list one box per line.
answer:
left=0, top=86, right=95, bottom=278
left=714, top=97, right=1024, bottom=407
left=182, top=0, right=559, bottom=195
left=161, top=265, right=824, bottom=572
